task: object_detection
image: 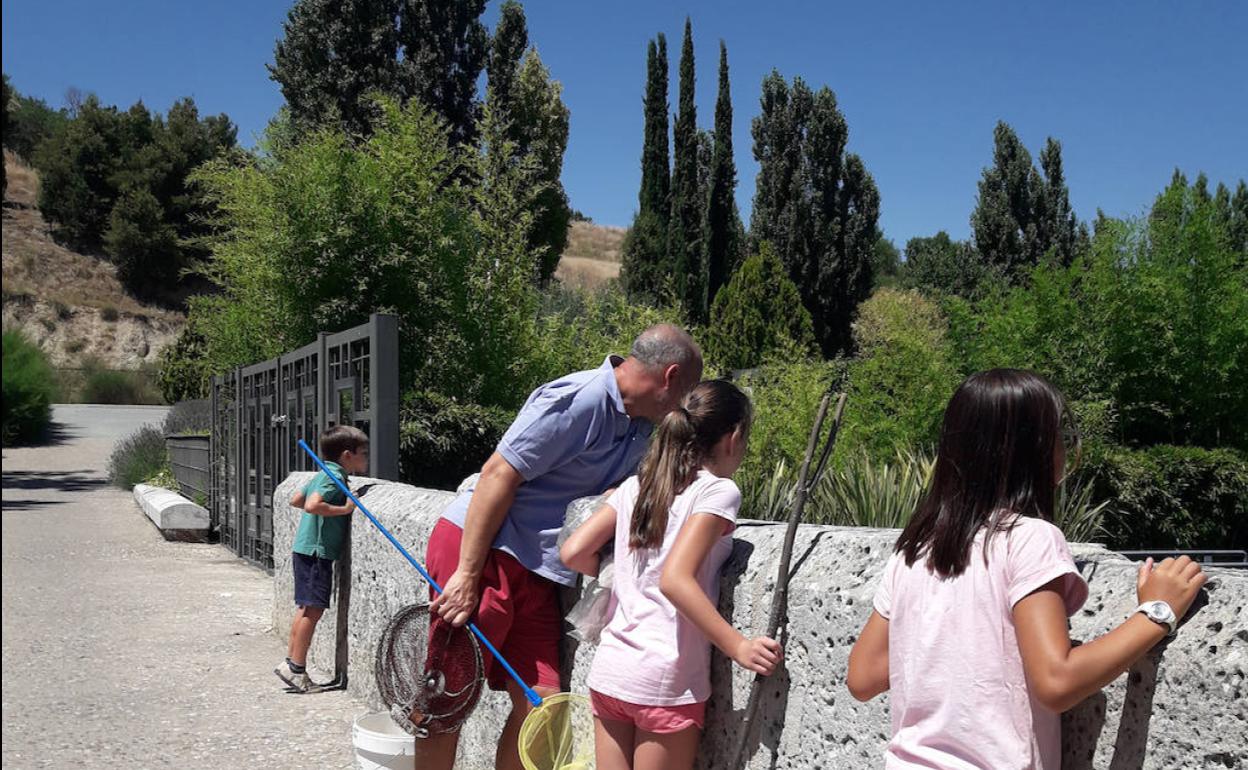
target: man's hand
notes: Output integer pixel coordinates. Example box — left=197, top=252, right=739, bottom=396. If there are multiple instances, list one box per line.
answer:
left=431, top=569, right=480, bottom=627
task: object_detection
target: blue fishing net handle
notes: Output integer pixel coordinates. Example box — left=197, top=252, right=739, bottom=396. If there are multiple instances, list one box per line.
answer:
left=297, top=439, right=543, bottom=707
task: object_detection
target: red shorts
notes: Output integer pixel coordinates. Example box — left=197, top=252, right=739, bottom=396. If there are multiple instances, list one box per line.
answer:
left=589, top=690, right=706, bottom=733
left=425, top=519, right=562, bottom=692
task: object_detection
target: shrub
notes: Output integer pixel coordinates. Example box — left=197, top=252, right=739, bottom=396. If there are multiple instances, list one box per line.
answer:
left=107, top=424, right=168, bottom=489
left=162, top=398, right=211, bottom=435
left=734, top=354, right=847, bottom=507
left=533, top=283, right=683, bottom=385
left=1087, top=445, right=1248, bottom=550
left=2, top=329, right=55, bottom=445
left=839, top=288, right=961, bottom=463
left=80, top=361, right=163, bottom=405
left=399, top=391, right=513, bottom=490
left=100, top=306, right=120, bottom=323
left=157, top=320, right=211, bottom=403
left=809, top=449, right=935, bottom=529
left=705, top=242, right=817, bottom=371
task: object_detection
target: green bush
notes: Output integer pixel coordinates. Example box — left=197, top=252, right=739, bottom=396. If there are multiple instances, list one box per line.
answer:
left=1087, top=445, right=1248, bottom=550
left=107, top=424, right=168, bottom=489
left=705, top=242, right=816, bottom=370
left=157, top=320, right=210, bottom=403
left=839, top=288, right=961, bottom=463
left=2, top=329, right=56, bottom=445
left=80, top=361, right=163, bottom=405
left=399, top=391, right=513, bottom=490
left=809, top=449, right=935, bottom=529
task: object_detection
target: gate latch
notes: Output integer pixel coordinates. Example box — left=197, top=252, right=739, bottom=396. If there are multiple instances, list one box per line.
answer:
left=271, top=414, right=289, bottom=426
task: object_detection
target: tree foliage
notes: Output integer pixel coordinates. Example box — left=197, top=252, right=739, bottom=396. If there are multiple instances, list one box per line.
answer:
left=750, top=72, right=880, bottom=356
left=667, top=18, right=705, bottom=320
left=901, top=231, right=994, bottom=299
left=971, top=122, right=1088, bottom=279
left=705, top=242, right=815, bottom=370
left=269, top=0, right=400, bottom=138
left=2, top=73, right=69, bottom=162
left=396, top=0, right=488, bottom=148
left=621, top=34, right=671, bottom=300
left=705, top=41, right=741, bottom=311
left=188, top=98, right=544, bottom=410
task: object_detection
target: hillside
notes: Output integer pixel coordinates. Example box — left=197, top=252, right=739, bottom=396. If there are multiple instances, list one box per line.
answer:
left=2, top=151, right=183, bottom=367
left=554, top=220, right=625, bottom=289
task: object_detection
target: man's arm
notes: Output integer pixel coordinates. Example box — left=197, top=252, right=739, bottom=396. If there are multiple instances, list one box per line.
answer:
left=430, top=451, right=524, bottom=627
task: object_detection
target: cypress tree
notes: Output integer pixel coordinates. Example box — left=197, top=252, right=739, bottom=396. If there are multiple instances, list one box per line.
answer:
left=511, top=49, right=571, bottom=282
left=621, top=34, right=671, bottom=300
left=668, top=18, right=705, bottom=320
left=705, top=41, right=739, bottom=309
left=270, top=0, right=400, bottom=138
left=397, top=0, right=488, bottom=147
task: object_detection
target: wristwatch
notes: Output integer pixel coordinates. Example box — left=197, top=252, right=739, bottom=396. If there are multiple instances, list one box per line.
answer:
left=1135, top=600, right=1177, bottom=635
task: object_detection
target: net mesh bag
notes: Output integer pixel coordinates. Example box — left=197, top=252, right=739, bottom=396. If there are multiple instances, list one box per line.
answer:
left=518, top=692, right=596, bottom=770
left=375, top=603, right=483, bottom=737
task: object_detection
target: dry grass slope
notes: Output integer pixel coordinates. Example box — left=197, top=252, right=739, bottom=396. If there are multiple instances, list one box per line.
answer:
left=555, top=221, right=625, bottom=289
left=2, top=151, right=183, bottom=367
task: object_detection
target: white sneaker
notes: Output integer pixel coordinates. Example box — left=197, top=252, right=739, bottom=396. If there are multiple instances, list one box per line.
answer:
left=275, top=661, right=312, bottom=693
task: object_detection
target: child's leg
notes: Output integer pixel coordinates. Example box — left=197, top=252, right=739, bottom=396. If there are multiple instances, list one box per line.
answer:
left=632, top=726, right=700, bottom=770
left=594, top=716, right=636, bottom=770
left=495, top=681, right=560, bottom=770
left=288, top=605, right=324, bottom=666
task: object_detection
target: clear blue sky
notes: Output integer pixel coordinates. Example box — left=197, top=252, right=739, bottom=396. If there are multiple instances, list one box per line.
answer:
left=4, top=0, right=1245, bottom=248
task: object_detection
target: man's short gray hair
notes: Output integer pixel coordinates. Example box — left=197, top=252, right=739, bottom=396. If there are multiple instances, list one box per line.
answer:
left=630, top=324, right=701, bottom=370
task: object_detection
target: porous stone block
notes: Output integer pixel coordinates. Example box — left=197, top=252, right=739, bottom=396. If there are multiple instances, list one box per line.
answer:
left=272, top=474, right=1248, bottom=769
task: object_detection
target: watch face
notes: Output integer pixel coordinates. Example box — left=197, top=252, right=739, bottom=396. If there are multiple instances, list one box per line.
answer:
left=1148, top=604, right=1167, bottom=621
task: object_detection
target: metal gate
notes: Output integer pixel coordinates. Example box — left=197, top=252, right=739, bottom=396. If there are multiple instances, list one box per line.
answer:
left=210, top=314, right=398, bottom=570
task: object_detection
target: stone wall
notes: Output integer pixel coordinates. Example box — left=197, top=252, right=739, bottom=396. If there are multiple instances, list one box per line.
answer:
left=273, top=474, right=1248, bottom=769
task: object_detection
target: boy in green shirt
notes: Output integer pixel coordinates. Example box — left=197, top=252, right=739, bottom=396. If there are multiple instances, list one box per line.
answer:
left=275, top=424, right=370, bottom=692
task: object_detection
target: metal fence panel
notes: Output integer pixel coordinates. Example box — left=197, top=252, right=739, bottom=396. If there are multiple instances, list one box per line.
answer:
left=166, top=435, right=210, bottom=505
left=209, top=314, right=398, bottom=572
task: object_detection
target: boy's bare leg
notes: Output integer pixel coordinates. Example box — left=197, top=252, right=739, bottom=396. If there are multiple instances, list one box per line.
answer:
left=413, top=731, right=459, bottom=770
left=288, top=605, right=325, bottom=666
left=496, top=682, right=559, bottom=770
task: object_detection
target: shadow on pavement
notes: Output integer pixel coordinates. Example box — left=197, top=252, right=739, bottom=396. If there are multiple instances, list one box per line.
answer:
left=2, top=470, right=107, bottom=496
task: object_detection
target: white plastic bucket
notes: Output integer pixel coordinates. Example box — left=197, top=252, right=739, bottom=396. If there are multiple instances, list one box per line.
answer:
left=353, top=712, right=415, bottom=770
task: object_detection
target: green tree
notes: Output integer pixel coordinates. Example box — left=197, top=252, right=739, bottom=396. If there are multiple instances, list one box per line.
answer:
left=971, top=123, right=1085, bottom=279
left=190, top=97, right=542, bottom=410
left=705, top=41, right=740, bottom=309
left=667, top=18, right=705, bottom=320
left=270, top=0, right=400, bottom=138
left=104, top=186, right=180, bottom=291
left=621, top=34, right=671, bottom=300
left=2, top=74, right=69, bottom=162
left=901, top=231, right=992, bottom=299
left=486, top=0, right=528, bottom=114
left=705, top=242, right=816, bottom=370
left=1213, top=179, right=1248, bottom=258
left=397, top=0, right=488, bottom=148
left=510, top=50, right=571, bottom=282
left=751, top=72, right=880, bottom=356
left=871, top=236, right=901, bottom=287
left=35, top=94, right=126, bottom=248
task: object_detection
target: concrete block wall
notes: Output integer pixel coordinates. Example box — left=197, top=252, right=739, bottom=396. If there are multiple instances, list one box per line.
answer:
left=273, top=474, right=1248, bottom=769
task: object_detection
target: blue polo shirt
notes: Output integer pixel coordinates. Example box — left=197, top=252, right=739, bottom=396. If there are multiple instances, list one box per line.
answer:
left=441, top=356, right=652, bottom=585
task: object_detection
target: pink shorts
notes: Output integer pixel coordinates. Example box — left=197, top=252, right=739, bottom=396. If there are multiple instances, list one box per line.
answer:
left=589, top=690, right=706, bottom=733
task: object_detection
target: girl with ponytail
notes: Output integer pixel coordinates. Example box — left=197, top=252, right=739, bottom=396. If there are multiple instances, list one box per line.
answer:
left=561, top=380, right=783, bottom=770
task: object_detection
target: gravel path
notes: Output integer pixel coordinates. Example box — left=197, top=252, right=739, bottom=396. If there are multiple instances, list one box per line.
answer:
left=2, top=405, right=365, bottom=769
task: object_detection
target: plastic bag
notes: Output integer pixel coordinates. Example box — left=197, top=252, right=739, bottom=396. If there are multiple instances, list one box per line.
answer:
left=566, top=556, right=614, bottom=644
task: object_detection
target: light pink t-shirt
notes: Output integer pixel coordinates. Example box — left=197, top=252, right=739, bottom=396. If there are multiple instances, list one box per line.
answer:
left=873, top=516, right=1089, bottom=770
left=586, top=470, right=740, bottom=706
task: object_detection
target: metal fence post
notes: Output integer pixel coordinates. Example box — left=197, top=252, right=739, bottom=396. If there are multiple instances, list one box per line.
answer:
left=369, top=313, right=399, bottom=480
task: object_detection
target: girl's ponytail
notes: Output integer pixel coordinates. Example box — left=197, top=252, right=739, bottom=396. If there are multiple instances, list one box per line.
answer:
left=630, top=381, right=752, bottom=550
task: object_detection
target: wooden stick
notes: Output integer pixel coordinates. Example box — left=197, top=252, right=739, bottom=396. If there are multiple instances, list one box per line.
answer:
left=730, top=391, right=848, bottom=768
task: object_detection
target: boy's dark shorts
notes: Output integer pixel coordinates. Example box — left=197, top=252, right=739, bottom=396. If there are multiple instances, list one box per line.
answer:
left=293, top=552, right=334, bottom=608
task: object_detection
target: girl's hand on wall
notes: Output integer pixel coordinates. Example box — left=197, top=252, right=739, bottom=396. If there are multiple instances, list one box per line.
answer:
left=1136, top=555, right=1207, bottom=620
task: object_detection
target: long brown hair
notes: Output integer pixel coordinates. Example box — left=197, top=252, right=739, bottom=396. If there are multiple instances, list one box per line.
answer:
left=895, top=368, right=1069, bottom=577
left=629, top=380, right=752, bottom=550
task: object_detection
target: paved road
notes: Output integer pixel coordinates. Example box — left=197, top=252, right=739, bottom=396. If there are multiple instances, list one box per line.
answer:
left=2, top=405, right=364, bottom=769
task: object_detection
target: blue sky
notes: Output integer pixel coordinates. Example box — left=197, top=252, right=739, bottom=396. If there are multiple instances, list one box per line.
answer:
left=4, top=0, right=1245, bottom=248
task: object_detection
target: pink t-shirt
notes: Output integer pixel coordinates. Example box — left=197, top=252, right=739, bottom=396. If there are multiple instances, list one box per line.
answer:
left=873, top=516, right=1089, bottom=770
left=586, top=470, right=740, bottom=706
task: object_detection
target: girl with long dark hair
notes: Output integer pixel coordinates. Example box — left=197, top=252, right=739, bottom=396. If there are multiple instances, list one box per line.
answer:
left=847, top=369, right=1207, bottom=769
left=561, top=379, right=783, bottom=770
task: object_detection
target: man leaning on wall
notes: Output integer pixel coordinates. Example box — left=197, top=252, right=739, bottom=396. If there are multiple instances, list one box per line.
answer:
left=417, top=323, right=703, bottom=770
